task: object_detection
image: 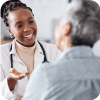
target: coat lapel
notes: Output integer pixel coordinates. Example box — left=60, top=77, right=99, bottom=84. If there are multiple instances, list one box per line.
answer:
left=9, top=40, right=24, bottom=64
left=9, top=40, right=44, bottom=69
left=34, top=40, right=44, bottom=69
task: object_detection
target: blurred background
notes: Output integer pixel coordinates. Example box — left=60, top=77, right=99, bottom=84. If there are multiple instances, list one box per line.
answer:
left=1, top=0, right=69, bottom=44
left=0, top=0, right=100, bottom=48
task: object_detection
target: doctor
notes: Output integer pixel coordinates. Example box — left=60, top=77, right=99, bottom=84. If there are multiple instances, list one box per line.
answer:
left=0, top=0, right=61, bottom=100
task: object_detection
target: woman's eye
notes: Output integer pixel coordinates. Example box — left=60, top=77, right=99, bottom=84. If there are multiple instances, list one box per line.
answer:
left=29, top=21, right=34, bottom=24
left=16, top=25, right=22, bottom=28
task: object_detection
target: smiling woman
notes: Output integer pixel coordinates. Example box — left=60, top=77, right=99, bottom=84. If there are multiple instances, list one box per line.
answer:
left=0, top=0, right=61, bottom=100
left=7, top=8, right=37, bottom=47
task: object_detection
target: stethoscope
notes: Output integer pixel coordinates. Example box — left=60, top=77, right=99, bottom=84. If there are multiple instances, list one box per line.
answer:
left=10, top=40, right=49, bottom=68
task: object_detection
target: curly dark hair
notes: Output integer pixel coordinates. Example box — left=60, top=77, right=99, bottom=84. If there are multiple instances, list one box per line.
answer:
left=1, top=0, right=34, bottom=27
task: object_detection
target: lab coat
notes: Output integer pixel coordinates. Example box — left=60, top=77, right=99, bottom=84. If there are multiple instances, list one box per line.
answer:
left=0, top=40, right=61, bottom=100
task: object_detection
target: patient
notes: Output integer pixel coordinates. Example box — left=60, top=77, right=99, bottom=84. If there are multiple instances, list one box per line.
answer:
left=22, top=0, right=100, bottom=100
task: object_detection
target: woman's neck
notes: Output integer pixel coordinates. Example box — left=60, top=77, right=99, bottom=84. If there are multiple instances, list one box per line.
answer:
left=16, top=40, right=35, bottom=47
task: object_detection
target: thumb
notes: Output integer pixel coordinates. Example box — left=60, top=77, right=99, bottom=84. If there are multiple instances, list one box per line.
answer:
left=9, top=68, right=15, bottom=73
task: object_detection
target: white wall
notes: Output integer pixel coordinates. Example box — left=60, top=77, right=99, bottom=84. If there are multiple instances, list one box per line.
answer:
left=1, top=18, right=10, bottom=38
left=93, top=39, right=100, bottom=57
left=21, top=0, right=68, bottom=42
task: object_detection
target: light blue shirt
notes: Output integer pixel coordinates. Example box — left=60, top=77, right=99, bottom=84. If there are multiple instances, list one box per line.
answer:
left=22, top=46, right=100, bottom=100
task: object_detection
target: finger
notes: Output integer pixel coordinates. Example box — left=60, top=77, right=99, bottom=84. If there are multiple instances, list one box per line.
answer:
left=11, top=74, right=27, bottom=80
left=25, top=71, right=29, bottom=76
left=9, top=68, right=14, bottom=73
left=9, top=73, right=19, bottom=80
left=19, top=74, right=25, bottom=77
left=18, top=74, right=26, bottom=80
left=14, top=76, right=19, bottom=80
left=26, top=70, right=30, bottom=74
left=26, top=70, right=29, bottom=74
left=27, top=70, right=30, bottom=73
left=10, top=68, right=17, bottom=74
left=19, top=75, right=25, bottom=80
left=12, top=68, right=16, bottom=73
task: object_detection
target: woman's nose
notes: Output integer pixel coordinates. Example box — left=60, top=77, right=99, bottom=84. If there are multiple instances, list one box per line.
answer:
left=23, top=24, right=31, bottom=32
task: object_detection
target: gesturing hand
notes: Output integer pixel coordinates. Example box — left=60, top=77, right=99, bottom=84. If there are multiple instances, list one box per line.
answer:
left=7, top=68, right=29, bottom=91
left=8, top=68, right=29, bottom=80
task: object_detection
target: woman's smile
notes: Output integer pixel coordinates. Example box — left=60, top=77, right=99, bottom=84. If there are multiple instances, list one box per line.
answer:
left=23, top=33, right=34, bottom=38
left=22, top=32, right=36, bottom=41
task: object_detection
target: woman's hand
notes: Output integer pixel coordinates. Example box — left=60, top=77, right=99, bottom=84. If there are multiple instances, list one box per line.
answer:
left=7, top=68, right=29, bottom=91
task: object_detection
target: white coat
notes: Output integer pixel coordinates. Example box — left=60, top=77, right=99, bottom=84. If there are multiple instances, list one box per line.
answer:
left=0, top=40, right=61, bottom=100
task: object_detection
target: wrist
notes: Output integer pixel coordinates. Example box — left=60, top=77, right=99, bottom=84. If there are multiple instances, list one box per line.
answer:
left=7, top=77, right=17, bottom=91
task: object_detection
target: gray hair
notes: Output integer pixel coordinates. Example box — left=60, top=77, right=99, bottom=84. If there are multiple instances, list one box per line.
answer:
left=63, top=0, right=100, bottom=47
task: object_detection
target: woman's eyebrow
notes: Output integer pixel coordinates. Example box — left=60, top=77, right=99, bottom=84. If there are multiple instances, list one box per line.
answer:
left=15, top=21, right=22, bottom=26
left=27, top=17, right=33, bottom=20
left=14, top=17, right=33, bottom=26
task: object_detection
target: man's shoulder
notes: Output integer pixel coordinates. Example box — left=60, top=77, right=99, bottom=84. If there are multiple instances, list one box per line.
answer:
left=40, top=55, right=100, bottom=79
left=38, top=60, right=60, bottom=75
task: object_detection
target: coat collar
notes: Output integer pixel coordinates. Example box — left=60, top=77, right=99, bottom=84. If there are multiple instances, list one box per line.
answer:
left=9, top=40, right=24, bottom=65
left=59, top=46, right=94, bottom=59
left=9, top=40, right=16, bottom=55
left=9, top=39, right=44, bottom=68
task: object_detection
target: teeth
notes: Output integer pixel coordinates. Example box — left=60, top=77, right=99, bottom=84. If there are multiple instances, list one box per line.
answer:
left=24, top=33, right=33, bottom=38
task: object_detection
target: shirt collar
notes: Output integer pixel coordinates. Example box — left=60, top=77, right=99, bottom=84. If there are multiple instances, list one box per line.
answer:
left=15, top=40, right=36, bottom=53
left=9, top=39, right=43, bottom=55
left=59, top=45, right=94, bottom=59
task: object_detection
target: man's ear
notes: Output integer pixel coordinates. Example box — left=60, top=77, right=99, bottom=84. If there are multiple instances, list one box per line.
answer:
left=7, top=27, right=13, bottom=37
left=64, top=23, right=71, bottom=36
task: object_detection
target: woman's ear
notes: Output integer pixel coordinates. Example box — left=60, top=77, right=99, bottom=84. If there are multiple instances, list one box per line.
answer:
left=64, top=23, right=71, bottom=36
left=7, top=27, right=13, bottom=37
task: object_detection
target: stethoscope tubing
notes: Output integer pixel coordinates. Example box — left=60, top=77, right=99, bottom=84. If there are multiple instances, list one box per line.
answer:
left=10, top=40, right=49, bottom=68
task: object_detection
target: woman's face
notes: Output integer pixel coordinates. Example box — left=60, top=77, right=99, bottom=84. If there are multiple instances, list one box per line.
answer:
left=55, top=18, right=64, bottom=51
left=7, top=8, right=37, bottom=47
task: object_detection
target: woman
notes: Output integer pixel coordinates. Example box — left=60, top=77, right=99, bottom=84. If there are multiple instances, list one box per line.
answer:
left=0, top=0, right=61, bottom=99
left=22, top=0, right=100, bottom=100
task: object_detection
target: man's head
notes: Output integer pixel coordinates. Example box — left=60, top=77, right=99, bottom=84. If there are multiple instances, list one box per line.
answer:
left=55, top=0, right=100, bottom=51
